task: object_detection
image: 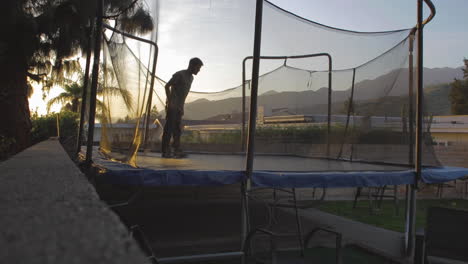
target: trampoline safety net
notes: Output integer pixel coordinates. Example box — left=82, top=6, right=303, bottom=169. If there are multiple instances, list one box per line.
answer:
left=87, top=0, right=441, bottom=169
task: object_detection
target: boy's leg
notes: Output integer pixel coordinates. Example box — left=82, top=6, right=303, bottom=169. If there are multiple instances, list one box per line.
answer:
left=161, top=109, right=175, bottom=157
left=172, top=110, right=184, bottom=155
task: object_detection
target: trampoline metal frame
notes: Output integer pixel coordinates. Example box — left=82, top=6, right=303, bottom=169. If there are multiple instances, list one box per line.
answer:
left=82, top=0, right=437, bottom=261
left=83, top=17, right=160, bottom=166
left=99, top=23, right=160, bottom=150
left=244, top=0, right=436, bottom=258
left=76, top=24, right=94, bottom=156
left=85, top=0, right=104, bottom=166
left=241, top=53, right=333, bottom=155
left=405, top=0, right=436, bottom=256
left=241, top=52, right=332, bottom=259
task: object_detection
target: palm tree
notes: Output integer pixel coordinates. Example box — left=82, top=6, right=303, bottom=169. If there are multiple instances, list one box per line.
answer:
left=1, top=0, right=153, bottom=152
left=47, top=83, right=82, bottom=113
left=47, top=64, right=133, bottom=115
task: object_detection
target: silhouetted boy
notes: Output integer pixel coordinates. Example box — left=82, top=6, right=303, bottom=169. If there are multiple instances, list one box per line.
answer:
left=161, top=57, right=203, bottom=158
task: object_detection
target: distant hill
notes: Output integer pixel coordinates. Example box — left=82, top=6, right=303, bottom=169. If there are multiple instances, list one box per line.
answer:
left=261, top=90, right=279, bottom=96
left=183, top=67, right=462, bottom=120
left=424, top=83, right=452, bottom=115
left=340, top=83, right=452, bottom=117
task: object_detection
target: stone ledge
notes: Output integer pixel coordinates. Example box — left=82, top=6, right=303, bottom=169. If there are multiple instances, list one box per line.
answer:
left=0, top=139, right=147, bottom=264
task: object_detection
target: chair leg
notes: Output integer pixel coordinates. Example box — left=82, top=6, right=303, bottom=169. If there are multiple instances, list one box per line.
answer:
left=437, top=184, right=443, bottom=198
left=353, top=187, right=361, bottom=209
left=465, top=181, right=468, bottom=199
left=377, top=186, right=386, bottom=209
left=368, top=188, right=374, bottom=215
left=394, top=185, right=399, bottom=216
left=414, top=230, right=425, bottom=264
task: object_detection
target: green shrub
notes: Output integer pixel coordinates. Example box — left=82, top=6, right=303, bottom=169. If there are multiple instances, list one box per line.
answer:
left=0, top=135, right=16, bottom=160
left=31, top=111, right=79, bottom=144
left=181, top=130, right=241, bottom=144
left=181, top=124, right=411, bottom=145
left=355, top=129, right=407, bottom=144
left=57, top=111, right=79, bottom=139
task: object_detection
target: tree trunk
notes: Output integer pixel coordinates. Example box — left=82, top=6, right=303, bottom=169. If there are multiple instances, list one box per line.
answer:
left=72, top=98, right=79, bottom=113
left=0, top=64, right=32, bottom=154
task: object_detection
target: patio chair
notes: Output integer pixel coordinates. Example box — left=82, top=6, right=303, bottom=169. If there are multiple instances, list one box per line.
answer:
left=353, top=186, right=399, bottom=215
left=435, top=176, right=468, bottom=199
left=414, top=207, right=468, bottom=264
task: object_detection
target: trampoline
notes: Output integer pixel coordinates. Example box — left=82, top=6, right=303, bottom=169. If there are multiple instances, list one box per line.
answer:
left=76, top=0, right=468, bottom=262
left=95, top=150, right=468, bottom=188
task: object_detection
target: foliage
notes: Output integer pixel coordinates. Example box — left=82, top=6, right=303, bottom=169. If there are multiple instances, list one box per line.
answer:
left=16, top=0, right=154, bottom=91
left=424, top=83, right=452, bottom=115
left=343, top=83, right=452, bottom=117
left=116, top=115, right=139, bottom=124
left=449, top=59, right=468, bottom=114
left=47, top=63, right=134, bottom=127
left=149, top=105, right=162, bottom=120
left=47, top=82, right=83, bottom=113
left=181, top=125, right=410, bottom=145
left=31, top=111, right=79, bottom=144
left=0, top=136, right=16, bottom=161
left=341, top=98, right=355, bottom=115
left=181, top=130, right=241, bottom=144
left=255, top=125, right=329, bottom=143
left=355, top=129, right=408, bottom=144
left=1, top=0, right=153, bottom=154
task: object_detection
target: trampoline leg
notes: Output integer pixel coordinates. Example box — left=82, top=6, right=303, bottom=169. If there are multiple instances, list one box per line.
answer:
left=272, top=188, right=278, bottom=228
left=292, top=188, right=305, bottom=256
left=336, top=233, right=343, bottom=264
left=241, top=182, right=250, bottom=253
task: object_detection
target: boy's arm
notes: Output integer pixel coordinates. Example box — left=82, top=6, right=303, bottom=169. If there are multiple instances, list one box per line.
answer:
left=165, top=79, right=173, bottom=99
left=165, top=72, right=180, bottom=99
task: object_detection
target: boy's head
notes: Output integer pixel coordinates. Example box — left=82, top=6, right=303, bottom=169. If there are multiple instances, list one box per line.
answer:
left=188, top=57, right=203, bottom=75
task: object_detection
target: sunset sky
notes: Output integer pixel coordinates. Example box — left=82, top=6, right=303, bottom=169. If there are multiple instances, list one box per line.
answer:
left=29, top=0, right=468, bottom=116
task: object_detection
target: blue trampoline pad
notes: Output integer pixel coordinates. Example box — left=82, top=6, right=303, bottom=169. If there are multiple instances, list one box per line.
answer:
left=93, top=151, right=468, bottom=188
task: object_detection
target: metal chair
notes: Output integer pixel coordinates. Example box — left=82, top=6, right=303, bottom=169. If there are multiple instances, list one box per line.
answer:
left=414, top=207, right=468, bottom=264
left=436, top=176, right=468, bottom=199
left=353, top=186, right=399, bottom=215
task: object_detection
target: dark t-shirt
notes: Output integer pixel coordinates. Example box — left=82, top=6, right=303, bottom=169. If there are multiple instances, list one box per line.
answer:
left=168, top=70, right=194, bottom=111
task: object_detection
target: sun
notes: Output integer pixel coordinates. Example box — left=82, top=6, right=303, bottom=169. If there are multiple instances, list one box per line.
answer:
left=29, top=82, right=64, bottom=116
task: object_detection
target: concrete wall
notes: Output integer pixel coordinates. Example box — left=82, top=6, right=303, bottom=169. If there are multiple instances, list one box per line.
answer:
left=0, top=139, right=147, bottom=264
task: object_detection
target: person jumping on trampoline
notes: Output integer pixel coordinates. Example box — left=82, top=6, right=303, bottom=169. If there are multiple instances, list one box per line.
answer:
left=161, top=57, right=203, bottom=158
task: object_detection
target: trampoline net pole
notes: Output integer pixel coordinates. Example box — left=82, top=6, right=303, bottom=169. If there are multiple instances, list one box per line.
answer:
left=243, top=0, right=263, bottom=250
left=76, top=23, right=94, bottom=157
left=85, top=0, right=103, bottom=166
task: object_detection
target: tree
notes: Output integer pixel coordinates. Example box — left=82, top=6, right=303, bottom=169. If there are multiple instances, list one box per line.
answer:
left=47, top=65, right=133, bottom=115
left=341, top=98, right=356, bottom=115
left=47, top=83, right=82, bottom=113
left=149, top=105, right=161, bottom=121
left=0, top=0, right=153, bottom=153
left=449, top=59, right=468, bottom=114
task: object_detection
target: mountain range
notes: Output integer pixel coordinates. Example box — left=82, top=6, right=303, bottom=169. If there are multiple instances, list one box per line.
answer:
left=183, top=67, right=463, bottom=120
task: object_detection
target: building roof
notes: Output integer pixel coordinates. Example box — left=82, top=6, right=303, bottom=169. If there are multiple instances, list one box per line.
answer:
left=431, top=115, right=468, bottom=133
left=89, top=123, right=159, bottom=129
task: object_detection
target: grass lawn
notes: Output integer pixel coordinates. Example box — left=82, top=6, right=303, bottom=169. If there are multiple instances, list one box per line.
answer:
left=317, top=199, right=468, bottom=232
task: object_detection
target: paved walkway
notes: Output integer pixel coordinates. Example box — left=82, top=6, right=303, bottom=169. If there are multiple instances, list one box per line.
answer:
left=295, top=208, right=410, bottom=263
left=0, top=139, right=147, bottom=264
